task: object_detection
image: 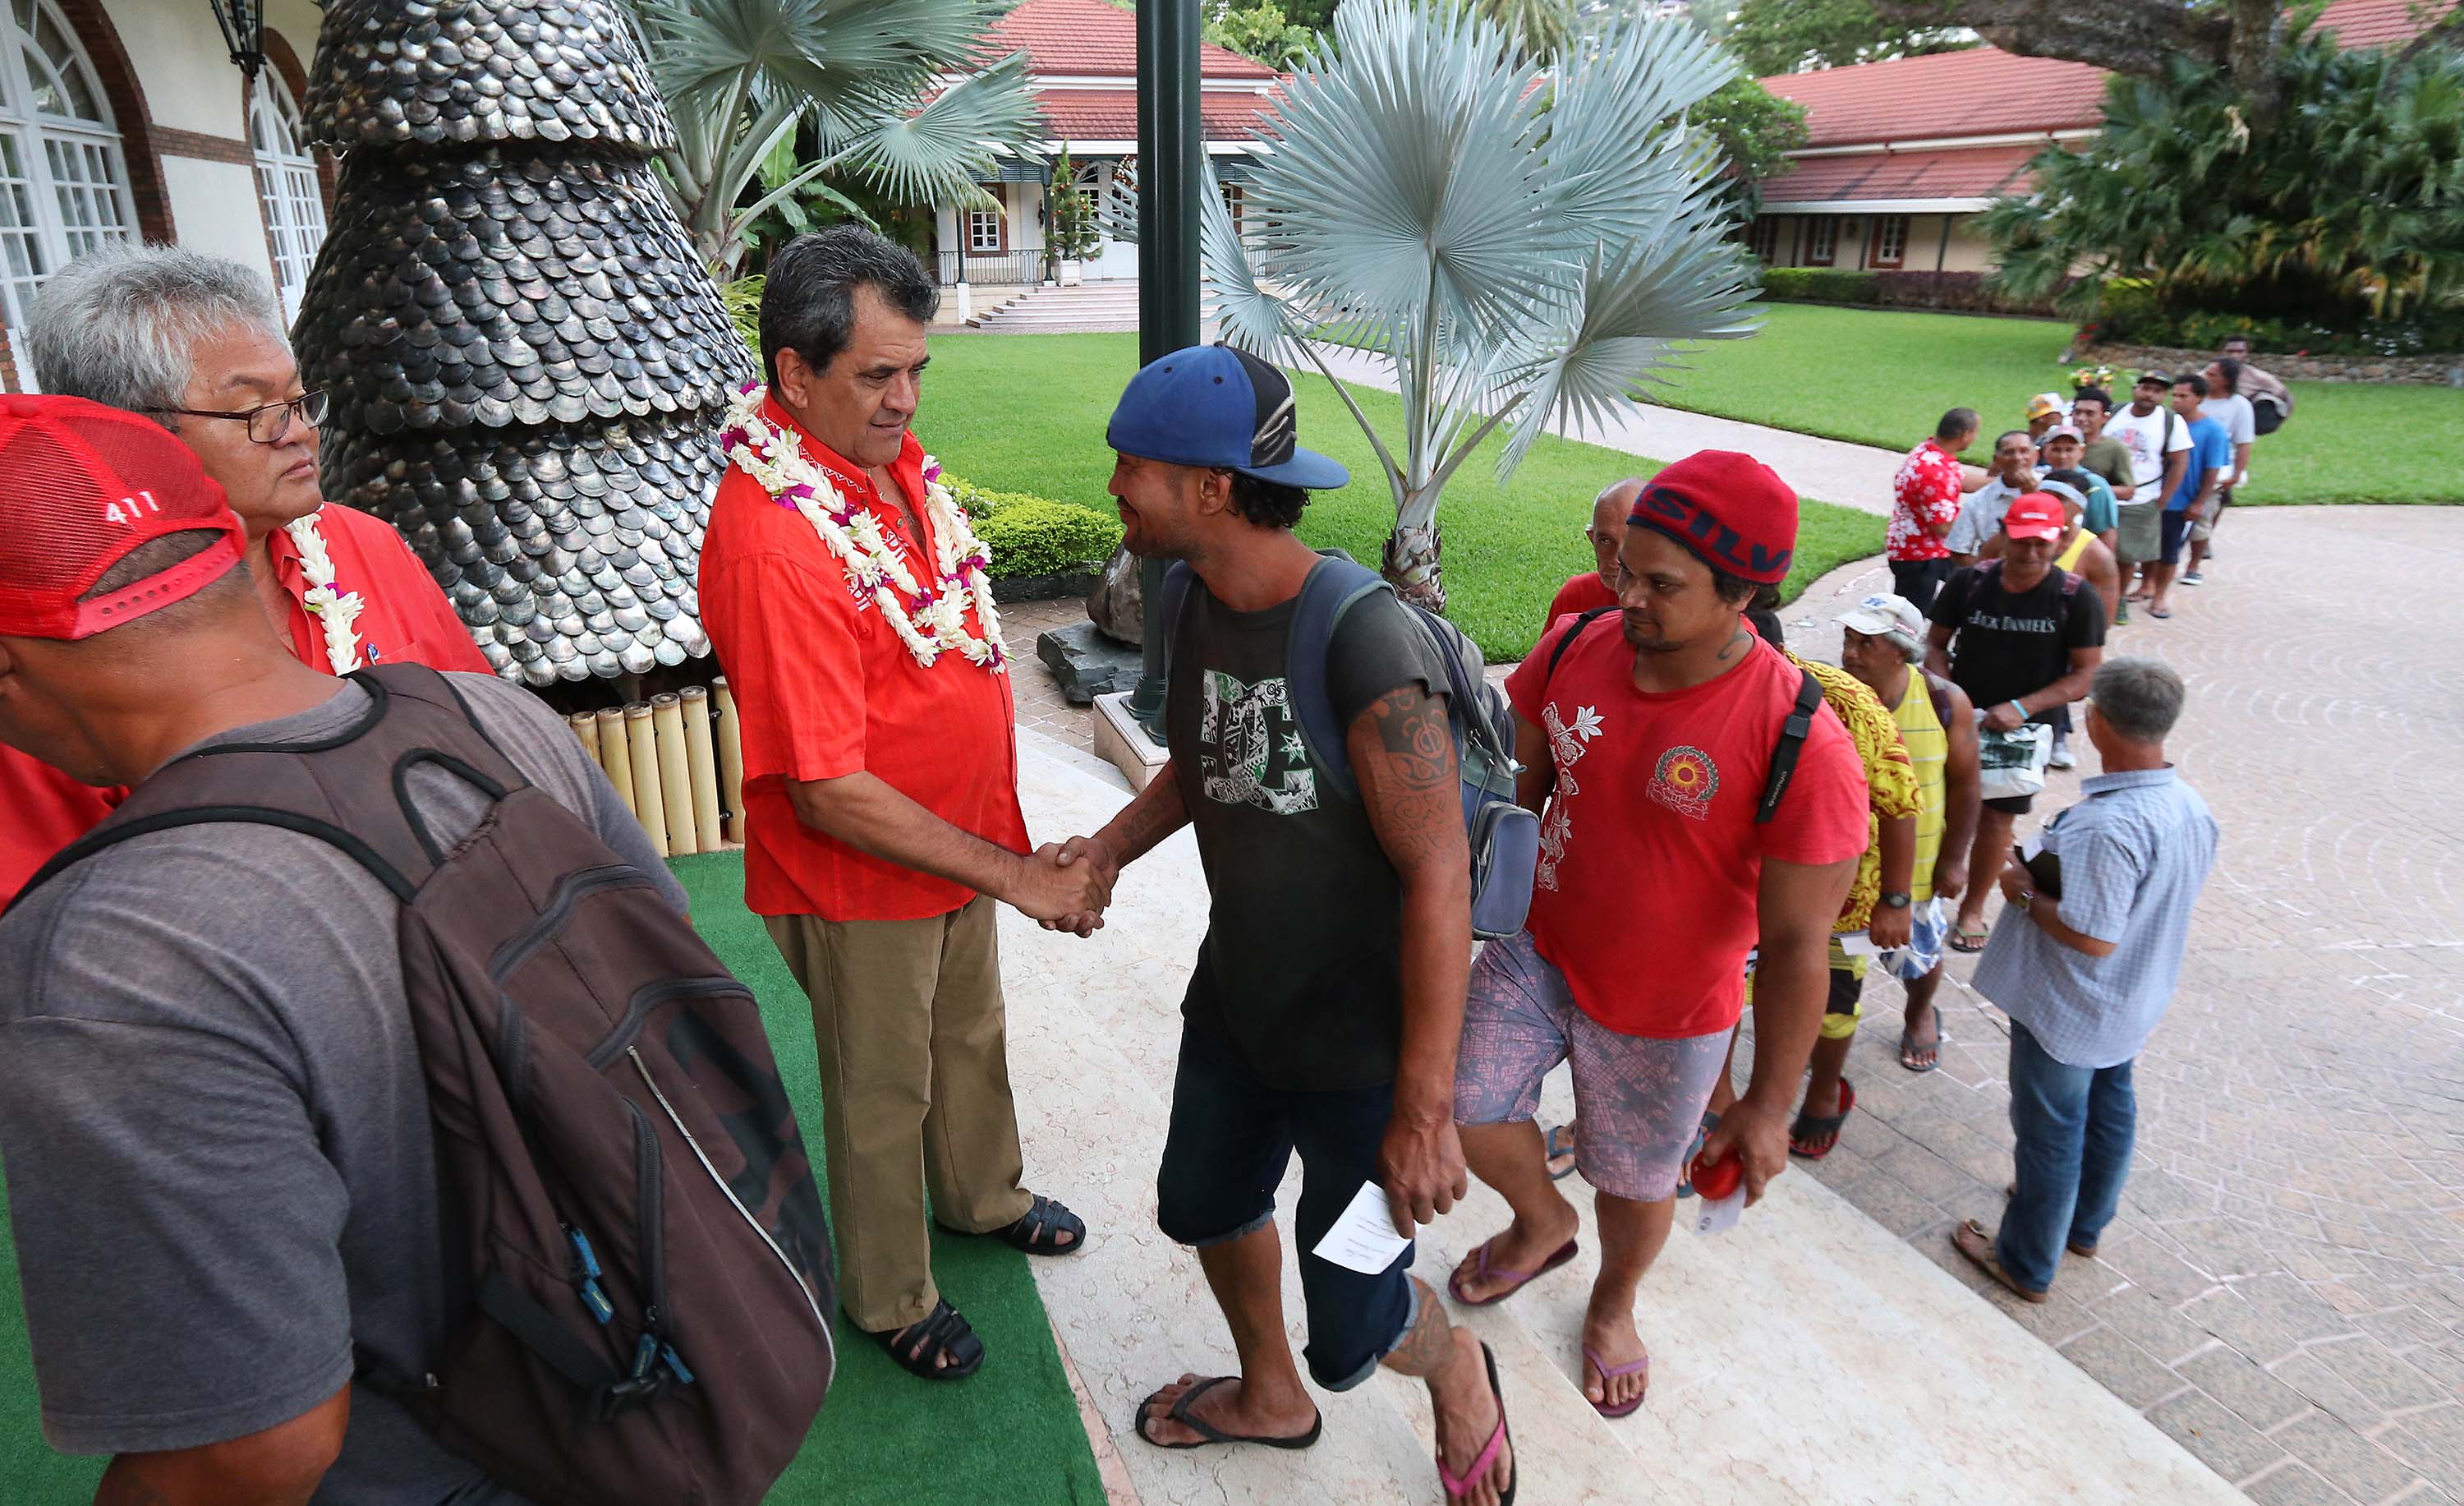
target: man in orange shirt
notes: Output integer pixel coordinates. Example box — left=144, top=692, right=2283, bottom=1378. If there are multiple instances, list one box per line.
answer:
left=698, top=228, right=1100, bottom=1382
left=1, top=246, right=488, bottom=905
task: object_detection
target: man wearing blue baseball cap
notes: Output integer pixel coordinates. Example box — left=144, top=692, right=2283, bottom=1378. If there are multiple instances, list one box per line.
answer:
left=1049, top=345, right=1517, bottom=1503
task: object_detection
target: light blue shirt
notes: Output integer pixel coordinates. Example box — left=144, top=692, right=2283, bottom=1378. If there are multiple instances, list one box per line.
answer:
left=1945, top=477, right=2025, bottom=555
left=1973, top=767, right=2218, bottom=1068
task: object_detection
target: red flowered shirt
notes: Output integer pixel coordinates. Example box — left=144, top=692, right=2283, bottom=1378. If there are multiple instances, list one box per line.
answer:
left=1890, top=439, right=1964, bottom=562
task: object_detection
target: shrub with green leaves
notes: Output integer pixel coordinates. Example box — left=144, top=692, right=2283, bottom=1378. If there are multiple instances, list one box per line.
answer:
left=971, top=496, right=1124, bottom=580
left=1758, top=267, right=1879, bottom=305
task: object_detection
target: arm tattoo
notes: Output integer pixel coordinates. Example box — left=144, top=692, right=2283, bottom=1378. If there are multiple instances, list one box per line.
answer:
left=1371, top=684, right=1454, bottom=784
left=1353, top=686, right=1467, bottom=875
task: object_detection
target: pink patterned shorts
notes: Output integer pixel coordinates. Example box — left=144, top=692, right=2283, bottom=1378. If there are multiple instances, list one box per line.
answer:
left=1455, top=931, right=1733, bottom=1201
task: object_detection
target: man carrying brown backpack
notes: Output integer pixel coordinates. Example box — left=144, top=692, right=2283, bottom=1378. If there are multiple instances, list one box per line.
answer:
left=0, top=398, right=834, bottom=1504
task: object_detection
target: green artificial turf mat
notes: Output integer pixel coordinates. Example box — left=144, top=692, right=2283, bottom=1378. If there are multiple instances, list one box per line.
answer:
left=0, top=850, right=1103, bottom=1505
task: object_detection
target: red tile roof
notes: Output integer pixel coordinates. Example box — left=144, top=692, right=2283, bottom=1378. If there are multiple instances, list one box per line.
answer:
left=981, top=0, right=1280, bottom=80
left=1030, top=87, right=1282, bottom=142
left=1759, top=47, right=2107, bottom=149
left=1759, top=143, right=2042, bottom=206
left=2311, top=0, right=2457, bottom=48
left=1759, top=3, right=2451, bottom=152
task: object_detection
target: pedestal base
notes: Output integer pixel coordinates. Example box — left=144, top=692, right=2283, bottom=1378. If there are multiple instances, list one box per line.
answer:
left=1091, top=691, right=1169, bottom=791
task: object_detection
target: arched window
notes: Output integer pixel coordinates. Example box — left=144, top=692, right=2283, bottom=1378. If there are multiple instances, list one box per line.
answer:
left=251, top=72, right=324, bottom=320
left=0, top=0, right=134, bottom=329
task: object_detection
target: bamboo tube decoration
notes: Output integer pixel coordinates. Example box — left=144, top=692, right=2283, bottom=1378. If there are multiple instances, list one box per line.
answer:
left=595, top=707, right=637, bottom=816
left=710, top=675, right=747, bottom=845
left=678, top=686, right=724, bottom=854
left=650, top=694, right=698, bottom=856
left=568, top=712, right=602, bottom=771
left=624, top=703, right=669, bottom=858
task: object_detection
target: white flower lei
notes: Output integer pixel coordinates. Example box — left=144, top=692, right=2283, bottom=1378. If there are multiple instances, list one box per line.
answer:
left=718, top=384, right=1004, bottom=671
left=283, top=509, right=366, bottom=675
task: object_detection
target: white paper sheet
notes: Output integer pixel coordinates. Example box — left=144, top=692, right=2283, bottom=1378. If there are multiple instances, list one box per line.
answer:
left=1309, top=1181, right=1415, bottom=1275
left=1836, top=930, right=1880, bottom=957
left=2020, top=827, right=2048, bottom=862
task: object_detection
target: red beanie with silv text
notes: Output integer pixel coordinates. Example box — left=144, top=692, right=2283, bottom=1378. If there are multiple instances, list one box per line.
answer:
left=1625, top=450, right=1799, bottom=585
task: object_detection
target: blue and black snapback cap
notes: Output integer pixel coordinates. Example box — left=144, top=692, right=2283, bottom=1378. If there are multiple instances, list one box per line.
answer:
left=1106, top=343, right=1349, bottom=490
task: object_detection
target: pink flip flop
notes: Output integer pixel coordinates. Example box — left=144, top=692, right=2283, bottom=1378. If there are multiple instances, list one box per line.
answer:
left=1583, top=1345, right=1649, bottom=1418
left=1446, top=1235, right=1578, bottom=1308
left=1438, top=1343, right=1516, bottom=1504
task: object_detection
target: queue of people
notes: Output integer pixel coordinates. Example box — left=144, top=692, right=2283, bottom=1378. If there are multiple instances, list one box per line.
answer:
left=0, top=225, right=2216, bottom=1506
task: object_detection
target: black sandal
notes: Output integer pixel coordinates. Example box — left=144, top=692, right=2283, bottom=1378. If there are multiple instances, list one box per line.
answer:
left=993, top=1194, right=1086, bottom=1255
left=872, top=1299, right=985, bottom=1380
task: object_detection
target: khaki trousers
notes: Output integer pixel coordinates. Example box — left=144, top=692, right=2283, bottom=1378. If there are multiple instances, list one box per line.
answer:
left=765, top=896, right=1032, bottom=1331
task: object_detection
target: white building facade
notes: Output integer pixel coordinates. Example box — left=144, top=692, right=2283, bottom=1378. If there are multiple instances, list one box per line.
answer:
left=0, top=0, right=329, bottom=386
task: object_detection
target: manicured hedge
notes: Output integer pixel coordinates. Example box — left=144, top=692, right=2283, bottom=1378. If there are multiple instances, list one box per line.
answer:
left=948, top=477, right=1124, bottom=581
left=1758, top=267, right=2065, bottom=318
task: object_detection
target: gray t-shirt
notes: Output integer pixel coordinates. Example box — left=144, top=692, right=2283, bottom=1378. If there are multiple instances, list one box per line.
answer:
left=1165, top=573, right=1450, bottom=1092
left=0, top=675, right=685, bottom=1504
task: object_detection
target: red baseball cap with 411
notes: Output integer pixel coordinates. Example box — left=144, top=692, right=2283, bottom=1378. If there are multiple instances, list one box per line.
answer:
left=0, top=394, right=246, bottom=640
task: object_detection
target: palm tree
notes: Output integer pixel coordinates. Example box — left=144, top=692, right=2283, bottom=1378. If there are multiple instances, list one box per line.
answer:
left=1202, top=0, right=1759, bottom=609
left=629, top=0, right=1044, bottom=277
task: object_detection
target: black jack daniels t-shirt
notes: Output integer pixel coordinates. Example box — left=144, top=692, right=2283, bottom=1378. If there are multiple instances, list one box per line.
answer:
left=1164, top=569, right=1451, bottom=1092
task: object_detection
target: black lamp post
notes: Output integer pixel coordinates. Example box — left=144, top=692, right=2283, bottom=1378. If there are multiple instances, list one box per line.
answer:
left=1128, top=0, right=1201, bottom=737
left=208, top=0, right=265, bottom=79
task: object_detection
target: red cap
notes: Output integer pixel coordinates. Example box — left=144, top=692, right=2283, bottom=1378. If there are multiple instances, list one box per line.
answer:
left=1627, top=450, right=1798, bottom=585
left=0, top=395, right=246, bottom=641
left=2002, top=493, right=2065, bottom=541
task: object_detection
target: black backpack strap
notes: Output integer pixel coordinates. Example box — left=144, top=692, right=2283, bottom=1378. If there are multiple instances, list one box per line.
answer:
left=7, top=803, right=419, bottom=918
left=1543, top=606, right=1620, bottom=686
left=1756, top=668, right=1824, bottom=826
left=1156, top=560, right=1196, bottom=701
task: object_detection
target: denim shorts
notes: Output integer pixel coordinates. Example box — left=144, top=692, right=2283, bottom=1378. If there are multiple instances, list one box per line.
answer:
left=1155, top=1027, right=1414, bottom=1391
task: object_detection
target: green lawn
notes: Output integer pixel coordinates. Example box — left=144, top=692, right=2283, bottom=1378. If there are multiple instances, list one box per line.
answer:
left=923, top=330, right=1882, bottom=662
left=1653, top=302, right=2462, bottom=506
left=0, top=850, right=1104, bottom=1506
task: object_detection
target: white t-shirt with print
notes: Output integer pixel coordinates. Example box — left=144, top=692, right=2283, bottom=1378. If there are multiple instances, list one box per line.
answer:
left=2104, top=404, right=2192, bottom=491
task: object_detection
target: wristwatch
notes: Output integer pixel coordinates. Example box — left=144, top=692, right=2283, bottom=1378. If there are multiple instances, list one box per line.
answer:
left=1879, top=891, right=1912, bottom=910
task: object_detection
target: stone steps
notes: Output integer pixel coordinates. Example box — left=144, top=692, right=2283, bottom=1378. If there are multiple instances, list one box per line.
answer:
left=998, top=728, right=2255, bottom=1504
left=970, top=283, right=1142, bottom=334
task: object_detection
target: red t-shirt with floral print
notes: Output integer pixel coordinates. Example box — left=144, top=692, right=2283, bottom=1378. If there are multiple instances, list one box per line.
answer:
left=1890, top=438, right=1965, bottom=562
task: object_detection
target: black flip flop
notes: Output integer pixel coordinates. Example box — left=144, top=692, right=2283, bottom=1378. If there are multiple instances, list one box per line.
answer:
left=991, top=1194, right=1086, bottom=1256
left=872, top=1298, right=984, bottom=1381
left=1134, top=1375, right=1322, bottom=1451
left=1788, top=1079, right=1855, bottom=1159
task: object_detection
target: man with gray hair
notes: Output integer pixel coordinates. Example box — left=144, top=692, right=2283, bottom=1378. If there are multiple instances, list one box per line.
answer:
left=0, top=244, right=487, bottom=905
left=1544, top=477, right=1642, bottom=625
left=1952, top=656, right=2216, bottom=1301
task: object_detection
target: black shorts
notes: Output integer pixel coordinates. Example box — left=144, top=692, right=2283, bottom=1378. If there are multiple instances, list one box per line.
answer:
left=2159, top=509, right=2194, bottom=564
left=1985, top=793, right=2035, bottom=816
left=1155, top=1028, right=1413, bottom=1391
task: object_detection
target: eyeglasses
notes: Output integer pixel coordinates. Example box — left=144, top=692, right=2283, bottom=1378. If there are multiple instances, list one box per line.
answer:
left=144, top=389, right=329, bottom=445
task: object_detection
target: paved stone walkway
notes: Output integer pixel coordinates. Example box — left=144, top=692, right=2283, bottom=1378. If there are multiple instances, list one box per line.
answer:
left=1774, top=505, right=2464, bottom=1506
left=1001, top=505, right=2464, bottom=1504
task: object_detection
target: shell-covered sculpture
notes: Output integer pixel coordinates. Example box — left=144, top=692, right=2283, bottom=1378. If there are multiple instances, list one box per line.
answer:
left=296, top=0, right=753, bottom=684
